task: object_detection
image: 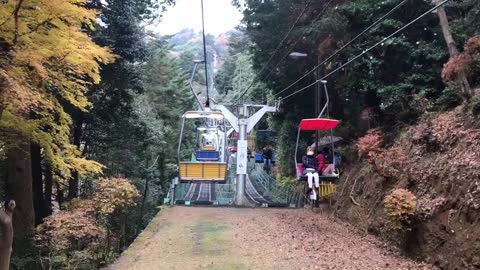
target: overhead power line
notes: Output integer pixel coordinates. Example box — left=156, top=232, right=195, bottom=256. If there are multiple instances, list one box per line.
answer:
left=279, top=0, right=451, bottom=102
left=260, top=0, right=335, bottom=85
left=274, top=0, right=409, bottom=98
left=237, top=0, right=314, bottom=100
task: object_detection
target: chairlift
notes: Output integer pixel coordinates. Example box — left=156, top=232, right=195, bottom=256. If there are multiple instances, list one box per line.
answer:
left=177, top=111, right=228, bottom=183
left=295, top=118, right=340, bottom=179
left=294, top=81, right=340, bottom=202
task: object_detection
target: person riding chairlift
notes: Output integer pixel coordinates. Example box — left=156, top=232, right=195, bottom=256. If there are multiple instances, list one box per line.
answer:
left=316, top=151, right=327, bottom=175
left=302, top=146, right=319, bottom=194
left=319, top=147, right=339, bottom=177
left=322, top=147, right=332, bottom=163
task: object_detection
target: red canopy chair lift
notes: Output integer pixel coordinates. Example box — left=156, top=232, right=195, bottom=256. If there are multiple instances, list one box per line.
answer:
left=294, top=81, right=340, bottom=201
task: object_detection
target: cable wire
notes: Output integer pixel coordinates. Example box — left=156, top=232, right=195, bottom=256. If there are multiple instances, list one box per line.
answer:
left=238, top=0, right=314, bottom=100
left=274, top=0, right=409, bottom=98
left=201, top=0, right=210, bottom=107
left=279, top=0, right=451, bottom=102
left=261, top=0, right=335, bottom=85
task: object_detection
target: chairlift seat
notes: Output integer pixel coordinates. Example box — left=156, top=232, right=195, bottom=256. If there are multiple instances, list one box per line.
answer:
left=255, top=153, right=276, bottom=164
left=196, top=150, right=220, bottom=161
left=179, top=162, right=227, bottom=182
left=296, top=163, right=339, bottom=181
left=254, top=153, right=263, bottom=163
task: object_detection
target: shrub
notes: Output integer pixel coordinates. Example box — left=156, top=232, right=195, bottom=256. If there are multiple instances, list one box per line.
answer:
left=93, top=177, right=140, bottom=215
left=276, top=174, right=303, bottom=191
left=384, top=189, right=417, bottom=229
left=35, top=177, right=139, bottom=268
left=36, top=205, right=105, bottom=252
left=442, top=36, right=480, bottom=91
left=435, top=87, right=462, bottom=110
left=356, top=128, right=383, bottom=162
left=375, top=146, right=411, bottom=178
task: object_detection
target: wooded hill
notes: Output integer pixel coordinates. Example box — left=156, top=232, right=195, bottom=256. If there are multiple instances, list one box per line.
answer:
left=0, top=0, right=479, bottom=269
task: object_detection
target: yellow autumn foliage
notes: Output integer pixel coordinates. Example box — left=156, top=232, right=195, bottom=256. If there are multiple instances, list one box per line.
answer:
left=93, top=177, right=140, bottom=215
left=0, top=0, right=115, bottom=177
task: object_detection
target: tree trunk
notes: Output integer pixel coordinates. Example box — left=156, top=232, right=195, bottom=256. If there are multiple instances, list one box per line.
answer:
left=44, top=164, right=53, bottom=216
left=56, top=182, right=64, bottom=210
left=434, top=0, right=473, bottom=98
left=138, top=176, right=149, bottom=230
left=6, top=143, right=34, bottom=255
left=31, top=143, right=46, bottom=225
left=120, top=213, right=126, bottom=251
left=0, top=200, right=15, bottom=270
left=67, top=115, right=83, bottom=200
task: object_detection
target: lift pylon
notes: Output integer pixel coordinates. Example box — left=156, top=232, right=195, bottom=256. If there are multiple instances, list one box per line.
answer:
left=212, top=104, right=276, bottom=206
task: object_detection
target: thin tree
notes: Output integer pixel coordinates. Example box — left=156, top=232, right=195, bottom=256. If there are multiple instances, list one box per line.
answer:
left=434, top=0, right=473, bottom=98
left=0, top=200, right=15, bottom=270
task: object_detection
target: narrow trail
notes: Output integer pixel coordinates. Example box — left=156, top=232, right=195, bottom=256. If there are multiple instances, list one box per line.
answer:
left=107, top=207, right=435, bottom=270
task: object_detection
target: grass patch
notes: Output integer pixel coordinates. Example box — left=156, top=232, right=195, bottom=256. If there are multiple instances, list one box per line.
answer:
left=194, top=222, right=228, bottom=255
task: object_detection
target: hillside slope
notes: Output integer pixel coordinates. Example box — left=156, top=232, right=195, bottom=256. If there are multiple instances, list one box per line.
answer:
left=335, top=105, right=480, bottom=270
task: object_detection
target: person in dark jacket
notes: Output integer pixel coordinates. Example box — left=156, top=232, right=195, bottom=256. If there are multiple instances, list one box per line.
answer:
left=262, top=145, right=273, bottom=172
left=302, top=146, right=319, bottom=191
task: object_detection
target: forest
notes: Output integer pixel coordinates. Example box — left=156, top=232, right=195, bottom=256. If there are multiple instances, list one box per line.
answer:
left=0, top=0, right=479, bottom=269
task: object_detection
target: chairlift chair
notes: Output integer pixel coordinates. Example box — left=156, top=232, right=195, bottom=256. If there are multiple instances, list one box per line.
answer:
left=294, top=118, right=340, bottom=179
left=294, top=81, right=340, bottom=201
left=177, top=111, right=228, bottom=183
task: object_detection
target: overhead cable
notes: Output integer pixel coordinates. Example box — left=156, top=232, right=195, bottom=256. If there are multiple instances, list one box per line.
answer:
left=238, top=0, right=314, bottom=100
left=279, top=0, right=451, bottom=102
left=260, top=0, right=335, bottom=85
left=274, top=0, right=409, bottom=98
left=201, top=0, right=210, bottom=107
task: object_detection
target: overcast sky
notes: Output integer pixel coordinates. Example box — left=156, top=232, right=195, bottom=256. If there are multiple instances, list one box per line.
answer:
left=155, top=0, right=244, bottom=35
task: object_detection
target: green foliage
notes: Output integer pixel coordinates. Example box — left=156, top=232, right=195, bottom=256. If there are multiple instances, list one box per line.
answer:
left=436, top=87, right=463, bottom=110
left=82, top=2, right=192, bottom=255
left=276, top=174, right=303, bottom=192
left=214, top=29, right=254, bottom=96
left=471, top=98, right=480, bottom=118
left=240, top=0, right=480, bottom=177
left=272, top=114, right=301, bottom=177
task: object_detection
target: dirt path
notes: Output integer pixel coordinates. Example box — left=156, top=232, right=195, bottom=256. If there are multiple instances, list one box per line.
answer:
left=107, top=207, right=435, bottom=270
